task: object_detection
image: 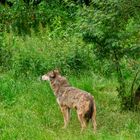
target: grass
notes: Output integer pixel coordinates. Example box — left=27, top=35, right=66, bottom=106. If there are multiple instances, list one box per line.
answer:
left=0, top=73, right=140, bottom=140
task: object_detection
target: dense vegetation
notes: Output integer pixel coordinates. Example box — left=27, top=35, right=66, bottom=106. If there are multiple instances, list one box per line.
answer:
left=0, top=0, right=140, bottom=139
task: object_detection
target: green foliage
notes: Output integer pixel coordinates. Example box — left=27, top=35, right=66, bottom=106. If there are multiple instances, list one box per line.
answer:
left=0, top=0, right=77, bottom=35
left=1, top=0, right=140, bottom=139
left=0, top=33, right=12, bottom=72
left=12, top=50, right=47, bottom=77
left=64, top=47, right=92, bottom=73
left=0, top=46, right=12, bottom=71
left=78, top=0, right=140, bottom=109
left=0, top=31, right=94, bottom=78
left=81, top=0, right=140, bottom=59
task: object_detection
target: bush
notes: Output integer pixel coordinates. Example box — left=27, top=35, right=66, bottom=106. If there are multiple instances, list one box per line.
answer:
left=0, top=33, right=12, bottom=72
left=64, top=47, right=92, bottom=73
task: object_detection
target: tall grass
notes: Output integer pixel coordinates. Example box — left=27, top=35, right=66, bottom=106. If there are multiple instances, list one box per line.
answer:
left=0, top=72, right=140, bottom=140
left=0, top=31, right=140, bottom=140
left=0, top=31, right=94, bottom=77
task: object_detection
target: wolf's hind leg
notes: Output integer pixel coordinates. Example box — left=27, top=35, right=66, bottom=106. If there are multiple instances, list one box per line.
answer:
left=77, top=111, right=87, bottom=132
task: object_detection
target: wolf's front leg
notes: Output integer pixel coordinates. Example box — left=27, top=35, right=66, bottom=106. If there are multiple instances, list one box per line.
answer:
left=60, top=106, right=70, bottom=128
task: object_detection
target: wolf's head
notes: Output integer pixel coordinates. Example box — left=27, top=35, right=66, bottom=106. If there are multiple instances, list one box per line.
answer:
left=42, top=70, right=60, bottom=81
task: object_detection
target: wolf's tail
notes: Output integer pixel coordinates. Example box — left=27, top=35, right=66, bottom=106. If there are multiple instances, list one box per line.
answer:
left=85, top=97, right=96, bottom=128
left=92, top=99, right=97, bottom=132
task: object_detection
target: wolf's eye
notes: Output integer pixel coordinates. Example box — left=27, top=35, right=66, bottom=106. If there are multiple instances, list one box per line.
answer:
left=50, top=74, right=55, bottom=78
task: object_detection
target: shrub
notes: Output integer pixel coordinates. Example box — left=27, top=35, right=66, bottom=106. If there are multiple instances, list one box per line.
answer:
left=0, top=33, right=12, bottom=72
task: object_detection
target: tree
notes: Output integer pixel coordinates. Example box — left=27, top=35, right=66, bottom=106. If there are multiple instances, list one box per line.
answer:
left=80, top=0, right=140, bottom=109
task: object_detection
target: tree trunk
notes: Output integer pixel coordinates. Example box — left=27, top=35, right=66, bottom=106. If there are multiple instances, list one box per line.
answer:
left=113, top=49, right=128, bottom=109
left=130, top=70, right=139, bottom=107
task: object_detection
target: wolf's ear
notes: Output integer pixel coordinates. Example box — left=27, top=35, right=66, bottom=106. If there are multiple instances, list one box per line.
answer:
left=53, top=69, right=60, bottom=75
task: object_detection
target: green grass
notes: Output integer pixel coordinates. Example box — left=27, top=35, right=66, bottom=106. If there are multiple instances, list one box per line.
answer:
left=0, top=73, right=140, bottom=140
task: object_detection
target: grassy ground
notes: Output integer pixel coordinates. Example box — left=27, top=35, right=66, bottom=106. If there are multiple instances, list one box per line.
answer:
left=0, top=72, right=140, bottom=140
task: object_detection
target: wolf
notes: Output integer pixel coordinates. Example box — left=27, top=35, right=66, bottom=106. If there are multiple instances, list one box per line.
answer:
left=42, top=70, right=97, bottom=132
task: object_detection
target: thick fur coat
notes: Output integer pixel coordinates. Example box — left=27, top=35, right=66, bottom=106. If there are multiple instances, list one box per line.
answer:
left=42, top=70, right=96, bottom=132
